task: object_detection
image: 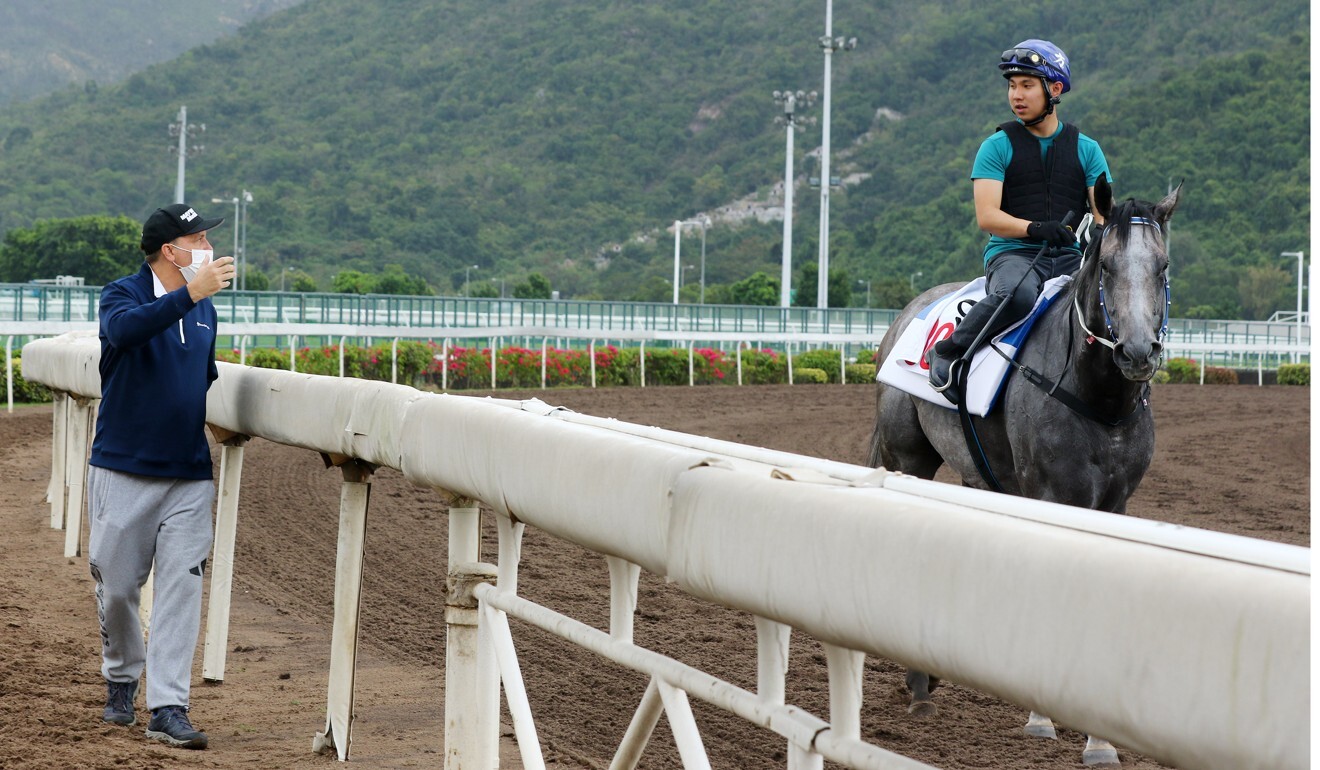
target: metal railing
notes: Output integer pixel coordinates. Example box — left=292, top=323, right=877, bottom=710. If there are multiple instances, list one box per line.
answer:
left=1, top=283, right=1309, bottom=365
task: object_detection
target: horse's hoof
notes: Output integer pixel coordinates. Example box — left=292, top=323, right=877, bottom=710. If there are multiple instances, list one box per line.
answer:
left=1083, top=738, right=1121, bottom=768
left=1023, top=712, right=1057, bottom=739
left=907, top=700, right=938, bottom=717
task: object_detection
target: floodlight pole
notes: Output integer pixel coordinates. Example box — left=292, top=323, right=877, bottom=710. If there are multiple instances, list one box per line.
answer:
left=239, top=190, right=252, bottom=291
left=175, top=107, right=188, bottom=204
left=1282, top=250, right=1305, bottom=363
left=698, top=217, right=708, bottom=304
left=773, top=89, right=816, bottom=307
left=169, top=106, right=204, bottom=204
left=815, top=3, right=856, bottom=309
left=212, top=195, right=240, bottom=279
left=783, top=111, right=796, bottom=308
left=673, top=221, right=682, bottom=304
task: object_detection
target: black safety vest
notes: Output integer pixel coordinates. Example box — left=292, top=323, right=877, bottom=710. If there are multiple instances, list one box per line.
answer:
left=995, top=121, right=1090, bottom=225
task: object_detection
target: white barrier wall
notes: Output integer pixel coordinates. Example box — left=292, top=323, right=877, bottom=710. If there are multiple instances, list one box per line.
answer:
left=22, top=333, right=1310, bottom=770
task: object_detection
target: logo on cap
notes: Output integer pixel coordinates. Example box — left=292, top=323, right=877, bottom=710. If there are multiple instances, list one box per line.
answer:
left=180, top=208, right=198, bottom=222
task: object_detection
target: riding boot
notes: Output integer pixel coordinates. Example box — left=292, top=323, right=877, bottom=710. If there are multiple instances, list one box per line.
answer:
left=926, top=294, right=1007, bottom=405
left=926, top=339, right=964, bottom=404
left=948, top=294, right=1007, bottom=351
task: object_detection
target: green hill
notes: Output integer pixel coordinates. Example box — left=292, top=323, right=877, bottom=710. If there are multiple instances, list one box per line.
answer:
left=0, top=0, right=1308, bottom=317
left=0, top=1, right=306, bottom=106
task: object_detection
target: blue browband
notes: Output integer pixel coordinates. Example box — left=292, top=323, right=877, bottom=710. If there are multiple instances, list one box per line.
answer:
left=1101, top=216, right=1162, bottom=237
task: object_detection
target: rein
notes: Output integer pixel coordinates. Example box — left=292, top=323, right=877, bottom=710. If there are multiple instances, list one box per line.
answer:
left=954, top=212, right=1166, bottom=492
left=992, top=216, right=1166, bottom=427
left=989, top=215, right=1166, bottom=427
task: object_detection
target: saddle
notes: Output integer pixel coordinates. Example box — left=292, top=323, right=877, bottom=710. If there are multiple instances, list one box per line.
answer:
left=877, top=275, right=1072, bottom=416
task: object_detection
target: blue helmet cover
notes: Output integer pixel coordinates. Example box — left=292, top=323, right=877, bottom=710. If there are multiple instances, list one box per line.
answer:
left=1000, top=39, right=1071, bottom=94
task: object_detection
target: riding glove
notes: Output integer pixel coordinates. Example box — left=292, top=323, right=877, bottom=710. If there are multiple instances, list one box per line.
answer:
left=1027, top=220, right=1076, bottom=247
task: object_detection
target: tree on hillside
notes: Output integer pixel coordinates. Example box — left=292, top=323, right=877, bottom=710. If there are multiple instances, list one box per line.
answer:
left=727, top=271, right=779, bottom=306
left=374, top=264, right=434, bottom=295
left=289, top=271, right=319, bottom=292
left=791, top=262, right=853, bottom=309
left=1237, top=263, right=1292, bottom=320
left=468, top=281, right=500, bottom=298
left=244, top=267, right=271, bottom=292
left=513, top=272, right=552, bottom=299
left=0, top=215, right=142, bottom=284
left=332, top=270, right=375, bottom=294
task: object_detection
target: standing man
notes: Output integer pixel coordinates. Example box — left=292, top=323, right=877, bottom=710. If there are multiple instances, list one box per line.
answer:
left=926, top=39, right=1110, bottom=402
left=89, top=203, right=236, bottom=750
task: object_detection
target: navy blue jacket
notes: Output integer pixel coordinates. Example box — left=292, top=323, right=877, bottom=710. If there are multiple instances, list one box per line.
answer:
left=90, top=263, right=219, bottom=480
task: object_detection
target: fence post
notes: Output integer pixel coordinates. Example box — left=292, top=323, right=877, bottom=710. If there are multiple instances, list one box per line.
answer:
left=5, top=335, right=12, bottom=413
left=442, top=339, right=450, bottom=391
left=203, top=431, right=250, bottom=682
left=312, top=458, right=375, bottom=761
left=63, top=396, right=95, bottom=557
left=590, top=340, right=597, bottom=389
left=445, top=504, right=499, bottom=770
left=640, top=342, right=646, bottom=388
left=391, top=338, right=399, bottom=384
left=542, top=338, right=548, bottom=389
left=49, top=391, right=68, bottom=528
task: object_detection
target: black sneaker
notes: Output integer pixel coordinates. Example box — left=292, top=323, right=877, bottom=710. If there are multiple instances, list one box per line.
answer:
left=145, top=705, right=208, bottom=749
left=102, top=680, right=138, bottom=726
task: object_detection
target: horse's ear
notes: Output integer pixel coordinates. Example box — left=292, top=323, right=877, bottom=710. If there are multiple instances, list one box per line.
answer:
left=1093, top=174, right=1113, bottom=220
left=1155, top=180, right=1182, bottom=226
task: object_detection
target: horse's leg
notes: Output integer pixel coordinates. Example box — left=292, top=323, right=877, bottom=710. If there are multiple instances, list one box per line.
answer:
left=1082, top=736, right=1120, bottom=767
left=1023, top=711, right=1057, bottom=738
left=904, top=670, right=938, bottom=716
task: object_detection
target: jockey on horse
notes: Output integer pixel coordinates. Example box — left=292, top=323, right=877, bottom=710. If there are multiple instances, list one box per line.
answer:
left=926, top=39, right=1112, bottom=404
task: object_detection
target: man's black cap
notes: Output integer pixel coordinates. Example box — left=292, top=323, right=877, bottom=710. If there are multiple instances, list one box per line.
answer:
left=140, top=203, right=224, bottom=254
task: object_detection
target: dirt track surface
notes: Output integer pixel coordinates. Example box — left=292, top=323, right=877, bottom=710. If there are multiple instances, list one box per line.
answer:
left=0, top=384, right=1309, bottom=769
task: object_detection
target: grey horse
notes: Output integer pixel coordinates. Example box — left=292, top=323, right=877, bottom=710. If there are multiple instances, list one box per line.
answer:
left=867, top=177, right=1180, bottom=768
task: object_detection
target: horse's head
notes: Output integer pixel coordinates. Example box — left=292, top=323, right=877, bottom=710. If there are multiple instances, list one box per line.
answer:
left=1078, top=176, right=1181, bottom=381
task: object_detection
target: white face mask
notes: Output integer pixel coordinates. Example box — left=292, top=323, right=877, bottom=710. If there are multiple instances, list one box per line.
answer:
left=168, top=243, right=212, bottom=283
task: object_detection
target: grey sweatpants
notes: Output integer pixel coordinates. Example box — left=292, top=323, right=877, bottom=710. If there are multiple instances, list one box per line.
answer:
left=87, top=466, right=214, bottom=711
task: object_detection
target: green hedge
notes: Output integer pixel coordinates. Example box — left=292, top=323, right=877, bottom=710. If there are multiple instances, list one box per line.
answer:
left=792, top=367, right=829, bottom=384
left=0, top=355, right=54, bottom=403
left=845, top=363, right=877, bottom=384
left=1278, top=363, right=1310, bottom=385
left=1162, top=357, right=1200, bottom=384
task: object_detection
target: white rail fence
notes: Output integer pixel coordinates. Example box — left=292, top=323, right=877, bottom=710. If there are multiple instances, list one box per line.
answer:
left=21, top=332, right=1309, bottom=770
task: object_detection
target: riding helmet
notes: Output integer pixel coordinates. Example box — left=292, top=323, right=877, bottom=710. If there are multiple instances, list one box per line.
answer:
left=999, top=39, right=1071, bottom=94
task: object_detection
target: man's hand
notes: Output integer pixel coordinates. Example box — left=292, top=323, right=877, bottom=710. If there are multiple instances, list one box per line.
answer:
left=1026, top=220, right=1076, bottom=247
left=187, top=256, right=237, bottom=302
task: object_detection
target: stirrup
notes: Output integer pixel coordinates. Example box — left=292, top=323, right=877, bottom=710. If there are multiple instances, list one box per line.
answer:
left=930, top=358, right=961, bottom=393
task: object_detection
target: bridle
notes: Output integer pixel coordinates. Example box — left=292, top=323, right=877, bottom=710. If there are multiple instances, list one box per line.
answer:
left=1074, top=216, right=1171, bottom=350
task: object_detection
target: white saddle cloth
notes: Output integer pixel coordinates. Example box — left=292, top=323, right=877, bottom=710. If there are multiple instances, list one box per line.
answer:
left=877, top=275, right=1072, bottom=416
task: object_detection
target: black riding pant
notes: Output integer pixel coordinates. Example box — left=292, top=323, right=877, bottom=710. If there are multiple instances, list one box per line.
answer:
left=948, top=247, right=1081, bottom=351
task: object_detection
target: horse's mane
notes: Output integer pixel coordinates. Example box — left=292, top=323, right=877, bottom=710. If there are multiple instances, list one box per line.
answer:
left=1068, top=196, right=1161, bottom=302
left=1100, top=197, right=1161, bottom=247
